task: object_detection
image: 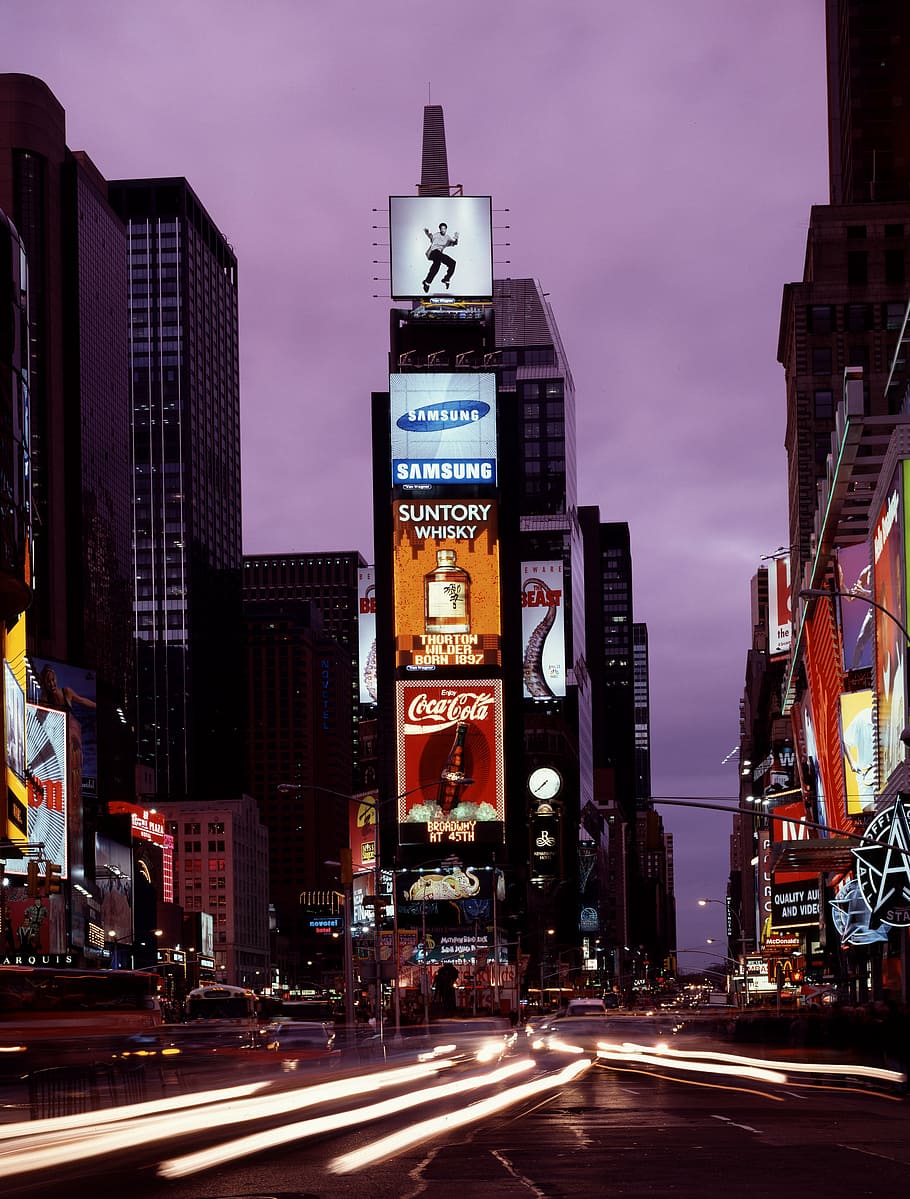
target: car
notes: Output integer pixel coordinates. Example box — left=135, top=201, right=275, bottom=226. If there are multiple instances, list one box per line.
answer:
left=259, top=1021, right=339, bottom=1069
left=564, top=998, right=609, bottom=1017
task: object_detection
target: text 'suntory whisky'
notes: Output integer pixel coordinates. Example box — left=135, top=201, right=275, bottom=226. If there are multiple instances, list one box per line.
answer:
left=424, top=548, right=471, bottom=634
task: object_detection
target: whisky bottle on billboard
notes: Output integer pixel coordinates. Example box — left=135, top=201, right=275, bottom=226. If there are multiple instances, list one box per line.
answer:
left=424, top=548, right=471, bottom=634
left=437, top=720, right=469, bottom=813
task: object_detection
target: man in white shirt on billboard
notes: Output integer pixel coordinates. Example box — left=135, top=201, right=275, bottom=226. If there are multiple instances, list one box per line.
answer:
left=423, top=222, right=459, bottom=292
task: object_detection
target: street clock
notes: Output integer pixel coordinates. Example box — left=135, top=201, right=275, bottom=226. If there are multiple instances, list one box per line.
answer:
left=528, top=766, right=562, bottom=801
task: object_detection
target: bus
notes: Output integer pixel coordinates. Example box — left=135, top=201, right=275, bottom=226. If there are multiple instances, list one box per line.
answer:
left=184, top=982, right=259, bottom=1027
left=0, top=966, right=162, bottom=1058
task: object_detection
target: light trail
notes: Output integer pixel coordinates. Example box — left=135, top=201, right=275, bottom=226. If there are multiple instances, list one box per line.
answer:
left=0, top=1059, right=453, bottom=1181
left=330, top=1058, right=592, bottom=1174
left=158, top=1057, right=536, bottom=1179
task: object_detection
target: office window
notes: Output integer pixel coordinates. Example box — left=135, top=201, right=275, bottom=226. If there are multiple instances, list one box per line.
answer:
left=845, top=303, right=872, bottom=333
left=885, top=250, right=905, bottom=285
left=811, top=346, right=833, bottom=374
left=814, top=390, right=834, bottom=420
left=847, top=252, right=868, bottom=286
left=807, top=305, right=834, bottom=335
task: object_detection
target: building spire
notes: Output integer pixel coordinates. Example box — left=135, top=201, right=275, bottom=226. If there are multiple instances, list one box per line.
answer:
left=418, top=104, right=450, bottom=196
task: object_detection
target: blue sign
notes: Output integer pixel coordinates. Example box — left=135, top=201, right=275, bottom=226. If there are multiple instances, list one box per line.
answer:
left=390, top=374, right=497, bottom=488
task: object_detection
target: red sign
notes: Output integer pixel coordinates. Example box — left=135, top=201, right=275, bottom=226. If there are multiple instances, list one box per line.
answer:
left=395, top=679, right=504, bottom=827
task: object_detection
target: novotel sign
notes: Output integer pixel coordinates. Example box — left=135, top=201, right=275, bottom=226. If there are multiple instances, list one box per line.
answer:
left=390, top=373, right=497, bottom=487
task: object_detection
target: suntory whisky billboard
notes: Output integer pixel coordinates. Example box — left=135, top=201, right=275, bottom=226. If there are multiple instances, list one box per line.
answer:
left=390, top=373, right=497, bottom=487
left=395, top=679, right=505, bottom=844
left=392, top=499, right=501, bottom=669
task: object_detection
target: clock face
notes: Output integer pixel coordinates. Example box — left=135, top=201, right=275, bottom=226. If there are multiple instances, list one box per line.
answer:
left=528, top=766, right=562, bottom=800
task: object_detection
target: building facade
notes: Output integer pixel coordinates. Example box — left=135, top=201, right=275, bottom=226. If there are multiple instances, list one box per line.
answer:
left=108, top=177, right=242, bottom=802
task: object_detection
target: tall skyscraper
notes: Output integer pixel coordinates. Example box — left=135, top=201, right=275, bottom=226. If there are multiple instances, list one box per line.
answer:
left=0, top=75, right=133, bottom=803
left=632, top=622, right=651, bottom=803
left=241, top=553, right=363, bottom=983
left=781, top=5, right=910, bottom=589
left=826, top=0, right=910, bottom=206
left=108, top=178, right=242, bottom=801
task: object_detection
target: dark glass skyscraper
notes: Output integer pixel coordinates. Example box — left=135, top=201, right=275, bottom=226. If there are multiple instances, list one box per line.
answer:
left=108, top=178, right=242, bottom=800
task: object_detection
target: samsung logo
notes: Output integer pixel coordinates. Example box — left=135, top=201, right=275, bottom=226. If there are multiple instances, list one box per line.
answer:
left=397, top=401, right=490, bottom=431
left=394, top=459, right=495, bottom=482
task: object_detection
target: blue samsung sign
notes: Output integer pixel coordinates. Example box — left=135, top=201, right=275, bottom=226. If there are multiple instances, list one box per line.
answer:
left=393, top=458, right=495, bottom=483
left=396, top=400, right=491, bottom=432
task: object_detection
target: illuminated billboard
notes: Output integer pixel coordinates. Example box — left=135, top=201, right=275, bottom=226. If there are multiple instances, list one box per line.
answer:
left=836, top=543, right=874, bottom=672
left=767, top=555, right=792, bottom=657
left=32, top=658, right=97, bottom=800
left=769, top=800, right=820, bottom=929
left=389, top=196, right=493, bottom=301
left=4, top=660, right=25, bottom=783
left=840, top=689, right=875, bottom=814
left=521, top=561, right=566, bottom=698
left=873, top=463, right=906, bottom=787
left=349, top=792, right=378, bottom=873
left=392, top=499, right=501, bottom=669
left=358, top=567, right=377, bottom=705
left=390, top=373, right=497, bottom=487
left=26, top=703, right=68, bottom=876
left=395, top=679, right=504, bottom=840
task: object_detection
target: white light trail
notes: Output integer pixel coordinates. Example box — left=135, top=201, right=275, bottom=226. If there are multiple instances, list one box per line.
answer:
left=158, top=1058, right=535, bottom=1179
left=330, top=1058, right=592, bottom=1174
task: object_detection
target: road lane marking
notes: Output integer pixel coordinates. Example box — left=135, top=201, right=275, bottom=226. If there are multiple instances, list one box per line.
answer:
left=711, top=1114, right=761, bottom=1134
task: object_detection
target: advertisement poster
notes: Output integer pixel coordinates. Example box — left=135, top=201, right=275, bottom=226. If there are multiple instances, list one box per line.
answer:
left=95, top=835, right=133, bottom=944
left=348, top=792, right=378, bottom=873
left=767, top=555, right=792, bottom=657
left=873, top=464, right=906, bottom=787
left=358, top=567, right=377, bottom=705
left=839, top=689, right=875, bottom=813
left=4, top=659, right=25, bottom=783
left=836, top=543, right=874, bottom=672
left=25, top=703, right=67, bottom=876
left=393, top=499, right=501, bottom=669
left=32, top=657, right=97, bottom=801
left=395, top=679, right=504, bottom=829
left=769, top=799, right=819, bottom=930
left=390, top=373, right=497, bottom=487
left=521, top=561, right=566, bottom=698
left=389, top=195, right=493, bottom=301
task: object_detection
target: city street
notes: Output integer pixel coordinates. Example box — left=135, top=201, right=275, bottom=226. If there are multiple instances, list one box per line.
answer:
left=1, top=1020, right=906, bottom=1198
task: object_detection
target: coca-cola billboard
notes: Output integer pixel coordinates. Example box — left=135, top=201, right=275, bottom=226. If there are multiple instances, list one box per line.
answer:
left=396, top=679, right=504, bottom=841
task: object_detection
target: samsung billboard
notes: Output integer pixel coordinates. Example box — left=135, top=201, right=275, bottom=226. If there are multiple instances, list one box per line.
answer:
left=389, top=196, right=493, bottom=301
left=390, top=373, right=497, bottom=487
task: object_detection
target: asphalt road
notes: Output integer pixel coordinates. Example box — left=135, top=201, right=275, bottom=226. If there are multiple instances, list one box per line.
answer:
left=2, top=1022, right=908, bottom=1199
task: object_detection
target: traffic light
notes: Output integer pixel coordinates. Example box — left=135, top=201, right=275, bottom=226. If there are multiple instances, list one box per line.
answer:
left=26, top=860, right=40, bottom=897
left=45, top=861, right=62, bottom=894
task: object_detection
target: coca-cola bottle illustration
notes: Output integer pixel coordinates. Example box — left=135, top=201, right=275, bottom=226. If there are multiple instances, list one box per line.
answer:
left=424, top=548, right=471, bottom=634
left=436, top=720, right=469, bottom=813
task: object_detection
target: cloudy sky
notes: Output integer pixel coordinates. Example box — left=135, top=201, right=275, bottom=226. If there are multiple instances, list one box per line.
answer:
left=8, top=0, right=829, bottom=964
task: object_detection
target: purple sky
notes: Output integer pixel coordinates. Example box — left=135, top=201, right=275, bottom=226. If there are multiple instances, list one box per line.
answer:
left=8, top=1, right=830, bottom=966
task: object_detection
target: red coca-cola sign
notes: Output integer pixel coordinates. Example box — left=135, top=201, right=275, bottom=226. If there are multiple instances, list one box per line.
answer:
left=396, top=679, right=504, bottom=825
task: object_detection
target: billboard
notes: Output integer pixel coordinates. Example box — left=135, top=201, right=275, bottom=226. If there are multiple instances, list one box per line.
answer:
left=769, top=799, right=820, bottom=930
left=767, top=555, right=792, bottom=657
left=840, top=689, right=875, bottom=814
left=873, top=463, right=906, bottom=787
left=26, top=704, right=68, bottom=877
left=521, top=562, right=566, bottom=699
left=32, top=658, right=97, bottom=801
left=358, top=567, right=377, bottom=704
left=836, top=543, right=874, bottom=672
left=4, top=660, right=25, bottom=783
left=349, top=792, right=378, bottom=873
left=395, top=679, right=504, bottom=837
left=393, top=499, right=501, bottom=669
left=389, top=195, right=493, bottom=301
left=95, top=835, right=133, bottom=943
left=390, top=373, right=497, bottom=487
